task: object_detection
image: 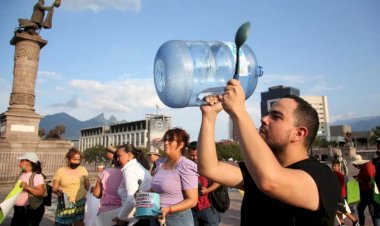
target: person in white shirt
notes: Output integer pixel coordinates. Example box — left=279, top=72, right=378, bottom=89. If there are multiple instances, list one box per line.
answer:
left=112, top=144, right=152, bottom=226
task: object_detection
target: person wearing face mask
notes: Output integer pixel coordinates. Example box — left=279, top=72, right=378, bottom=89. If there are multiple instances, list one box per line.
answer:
left=11, top=152, right=46, bottom=226
left=52, top=147, right=90, bottom=226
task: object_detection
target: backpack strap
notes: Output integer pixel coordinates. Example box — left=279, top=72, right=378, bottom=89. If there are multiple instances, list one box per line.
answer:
left=29, top=172, right=36, bottom=187
left=28, top=172, right=44, bottom=209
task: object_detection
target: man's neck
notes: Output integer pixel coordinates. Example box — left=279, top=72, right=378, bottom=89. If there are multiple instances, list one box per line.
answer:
left=276, top=146, right=309, bottom=167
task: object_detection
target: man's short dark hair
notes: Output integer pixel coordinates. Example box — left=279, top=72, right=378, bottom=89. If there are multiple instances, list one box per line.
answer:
left=188, top=141, right=197, bottom=150
left=282, top=95, right=319, bottom=149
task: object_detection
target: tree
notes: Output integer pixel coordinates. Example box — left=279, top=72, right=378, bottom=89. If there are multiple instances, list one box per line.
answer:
left=328, top=140, right=338, bottom=148
left=38, top=129, right=46, bottom=138
left=55, top=124, right=65, bottom=136
left=83, top=145, right=107, bottom=164
left=370, top=125, right=380, bottom=144
left=312, top=137, right=330, bottom=148
left=45, top=124, right=66, bottom=139
left=216, top=142, right=242, bottom=161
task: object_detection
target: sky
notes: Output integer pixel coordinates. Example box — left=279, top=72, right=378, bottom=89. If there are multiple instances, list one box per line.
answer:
left=0, top=0, right=379, bottom=141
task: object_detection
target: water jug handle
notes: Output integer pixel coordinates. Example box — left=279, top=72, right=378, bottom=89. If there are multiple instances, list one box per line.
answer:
left=257, top=66, right=264, bottom=77
left=197, top=87, right=225, bottom=106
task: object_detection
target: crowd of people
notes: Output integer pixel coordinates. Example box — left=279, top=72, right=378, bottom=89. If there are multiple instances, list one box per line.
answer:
left=8, top=78, right=380, bottom=226
left=10, top=127, right=224, bottom=226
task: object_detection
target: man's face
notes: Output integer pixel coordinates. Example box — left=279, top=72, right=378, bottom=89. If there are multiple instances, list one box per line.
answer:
left=332, top=163, right=340, bottom=172
left=188, top=149, right=197, bottom=163
left=19, top=159, right=30, bottom=171
left=106, top=151, right=114, bottom=160
left=259, top=98, right=297, bottom=154
left=148, top=154, right=160, bottom=163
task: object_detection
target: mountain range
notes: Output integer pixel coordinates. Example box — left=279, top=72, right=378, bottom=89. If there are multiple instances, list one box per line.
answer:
left=39, top=112, right=380, bottom=140
left=331, top=115, right=380, bottom=132
left=39, top=112, right=119, bottom=140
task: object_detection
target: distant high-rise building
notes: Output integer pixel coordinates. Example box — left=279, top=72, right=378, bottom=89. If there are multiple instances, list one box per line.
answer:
left=301, top=96, right=330, bottom=139
left=260, top=85, right=300, bottom=117
left=228, top=117, right=238, bottom=142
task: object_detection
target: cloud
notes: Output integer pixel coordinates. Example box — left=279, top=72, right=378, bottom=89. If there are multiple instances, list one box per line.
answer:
left=37, top=71, right=62, bottom=84
left=48, top=76, right=160, bottom=114
left=306, top=83, right=342, bottom=95
left=329, top=112, right=365, bottom=123
left=61, top=0, right=141, bottom=12
left=50, top=98, right=81, bottom=108
left=259, top=73, right=308, bottom=89
left=257, top=72, right=343, bottom=96
left=91, top=97, right=132, bottom=112
left=69, top=80, right=107, bottom=92
left=38, top=71, right=62, bottom=79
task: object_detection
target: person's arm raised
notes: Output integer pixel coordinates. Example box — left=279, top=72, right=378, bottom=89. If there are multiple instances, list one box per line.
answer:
left=198, top=95, right=243, bottom=189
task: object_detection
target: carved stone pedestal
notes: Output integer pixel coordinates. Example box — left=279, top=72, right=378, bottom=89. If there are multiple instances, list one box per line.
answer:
left=342, top=146, right=357, bottom=158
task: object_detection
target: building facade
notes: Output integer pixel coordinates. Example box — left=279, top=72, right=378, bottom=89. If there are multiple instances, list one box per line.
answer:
left=301, top=96, right=331, bottom=139
left=79, top=114, right=171, bottom=151
left=228, top=117, right=238, bottom=142
left=260, top=85, right=300, bottom=117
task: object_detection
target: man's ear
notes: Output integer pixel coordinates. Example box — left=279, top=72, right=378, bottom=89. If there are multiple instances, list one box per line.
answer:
left=292, top=126, right=308, bottom=142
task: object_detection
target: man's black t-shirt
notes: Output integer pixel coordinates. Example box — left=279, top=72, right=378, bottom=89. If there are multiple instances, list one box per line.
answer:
left=238, top=158, right=339, bottom=226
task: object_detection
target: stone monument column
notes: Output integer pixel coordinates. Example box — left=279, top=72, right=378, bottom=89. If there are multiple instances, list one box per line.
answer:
left=9, top=33, right=47, bottom=112
left=0, top=33, right=46, bottom=143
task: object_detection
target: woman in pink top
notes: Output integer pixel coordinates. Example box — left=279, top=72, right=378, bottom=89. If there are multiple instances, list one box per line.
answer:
left=11, top=152, right=46, bottom=226
left=151, top=128, right=198, bottom=226
left=93, top=150, right=122, bottom=213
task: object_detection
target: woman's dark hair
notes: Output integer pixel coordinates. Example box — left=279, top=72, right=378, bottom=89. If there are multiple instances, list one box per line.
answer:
left=112, top=150, right=121, bottom=168
left=31, top=161, right=42, bottom=174
left=119, top=144, right=150, bottom=170
left=65, top=147, right=82, bottom=165
left=162, top=127, right=190, bottom=155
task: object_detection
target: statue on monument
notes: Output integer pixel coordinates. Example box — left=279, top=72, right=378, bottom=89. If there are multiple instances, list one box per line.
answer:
left=345, top=131, right=354, bottom=147
left=16, top=0, right=61, bottom=35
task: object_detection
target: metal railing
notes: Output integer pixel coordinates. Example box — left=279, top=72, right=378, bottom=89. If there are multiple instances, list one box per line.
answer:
left=0, top=152, right=98, bottom=184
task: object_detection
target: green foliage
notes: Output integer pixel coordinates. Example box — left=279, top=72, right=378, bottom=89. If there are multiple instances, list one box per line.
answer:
left=329, top=140, right=338, bottom=148
left=38, top=129, right=46, bottom=138
left=83, top=145, right=107, bottom=163
left=45, top=124, right=66, bottom=139
left=216, top=142, right=242, bottom=161
left=139, top=147, right=150, bottom=154
left=312, top=137, right=331, bottom=148
left=370, top=125, right=380, bottom=144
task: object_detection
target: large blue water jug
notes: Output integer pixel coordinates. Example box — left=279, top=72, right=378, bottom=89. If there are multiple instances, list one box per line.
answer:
left=154, top=40, right=263, bottom=108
